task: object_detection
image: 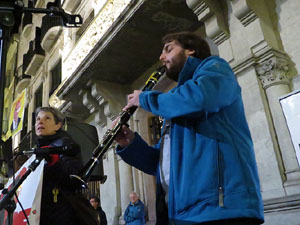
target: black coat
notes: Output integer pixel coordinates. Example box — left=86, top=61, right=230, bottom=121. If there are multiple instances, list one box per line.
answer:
left=96, top=206, right=107, bottom=225
left=37, top=130, right=99, bottom=225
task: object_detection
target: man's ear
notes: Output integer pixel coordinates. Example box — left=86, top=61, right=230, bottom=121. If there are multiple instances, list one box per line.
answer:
left=188, top=49, right=195, bottom=56
left=186, top=49, right=195, bottom=56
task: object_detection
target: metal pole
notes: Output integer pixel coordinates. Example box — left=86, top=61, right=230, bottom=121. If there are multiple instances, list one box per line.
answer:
left=0, top=27, right=9, bottom=140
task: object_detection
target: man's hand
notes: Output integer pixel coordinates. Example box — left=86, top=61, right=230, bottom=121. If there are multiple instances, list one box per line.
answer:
left=123, top=90, right=142, bottom=111
left=113, top=118, right=135, bottom=148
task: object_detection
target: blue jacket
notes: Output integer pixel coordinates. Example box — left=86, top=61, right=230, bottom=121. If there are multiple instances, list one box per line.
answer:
left=124, top=200, right=146, bottom=225
left=117, top=56, right=264, bottom=224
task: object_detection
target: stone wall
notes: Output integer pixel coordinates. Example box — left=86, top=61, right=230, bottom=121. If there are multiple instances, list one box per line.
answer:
left=187, top=0, right=300, bottom=224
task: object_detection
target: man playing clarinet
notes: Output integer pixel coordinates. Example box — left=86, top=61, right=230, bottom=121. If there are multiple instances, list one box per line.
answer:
left=115, top=32, right=264, bottom=225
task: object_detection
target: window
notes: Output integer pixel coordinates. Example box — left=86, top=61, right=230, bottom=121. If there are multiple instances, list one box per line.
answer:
left=20, top=106, right=28, bottom=140
left=35, top=85, right=43, bottom=109
left=49, top=59, right=61, bottom=96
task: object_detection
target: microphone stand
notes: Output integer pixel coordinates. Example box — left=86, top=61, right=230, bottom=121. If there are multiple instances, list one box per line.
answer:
left=0, top=156, right=44, bottom=225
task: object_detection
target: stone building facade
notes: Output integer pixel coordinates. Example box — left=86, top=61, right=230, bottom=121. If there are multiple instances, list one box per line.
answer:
left=1, top=0, right=300, bottom=224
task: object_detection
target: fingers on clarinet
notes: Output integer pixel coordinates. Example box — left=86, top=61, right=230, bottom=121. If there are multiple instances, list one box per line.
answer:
left=122, top=124, right=130, bottom=130
left=112, top=117, right=120, bottom=127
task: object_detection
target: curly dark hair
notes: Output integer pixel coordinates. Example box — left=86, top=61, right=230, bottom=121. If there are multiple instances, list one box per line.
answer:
left=162, top=31, right=211, bottom=60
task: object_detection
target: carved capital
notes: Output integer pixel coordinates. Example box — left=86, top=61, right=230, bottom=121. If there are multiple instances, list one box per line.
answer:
left=256, top=57, right=289, bottom=89
left=230, top=0, right=257, bottom=26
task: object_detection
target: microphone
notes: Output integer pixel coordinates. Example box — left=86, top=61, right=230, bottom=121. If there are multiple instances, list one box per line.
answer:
left=20, top=144, right=77, bottom=156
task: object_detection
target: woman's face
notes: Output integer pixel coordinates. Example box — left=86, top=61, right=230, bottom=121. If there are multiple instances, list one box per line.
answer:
left=35, top=111, right=62, bottom=136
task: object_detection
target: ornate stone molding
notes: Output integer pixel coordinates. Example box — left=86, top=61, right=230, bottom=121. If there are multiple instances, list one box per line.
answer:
left=15, top=78, right=31, bottom=96
left=62, top=0, right=135, bottom=83
left=41, top=27, right=63, bottom=52
left=186, top=0, right=229, bottom=45
left=103, top=102, right=118, bottom=121
left=59, top=100, right=72, bottom=114
left=251, top=40, right=272, bottom=59
left=94, top=110, right=107, bottom=128
left=264, top=193, right=300, bottom=213
left=90, top=81, right=124, bottom=121
left=186, top=0, right=207, bottom=14
left=230, top=0, right=257, bottom=26
left=231, top=56, right=256, bottom=75
left=41, top=74, right=46, bottom=83
left=256, top=56, right=289, bottom=89
left=81, top=89, right=100, bottom=113
left=62, top=0, right=81, bottom=13
left=206, top=15, right=228, bottom=45
left=79, top=88, right=109, bottom=126
left=49, top=91, right=65, bottom=108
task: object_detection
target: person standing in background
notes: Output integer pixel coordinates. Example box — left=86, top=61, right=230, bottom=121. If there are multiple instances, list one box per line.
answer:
left=90, top=195, right=107, bottom=225
left=124, top=192, right=145, bottom=225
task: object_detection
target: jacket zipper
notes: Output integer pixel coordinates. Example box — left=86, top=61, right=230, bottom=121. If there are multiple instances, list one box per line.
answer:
left=168, top=120, right=173, bottom=220
left=217, top=142, right=224, bottom=207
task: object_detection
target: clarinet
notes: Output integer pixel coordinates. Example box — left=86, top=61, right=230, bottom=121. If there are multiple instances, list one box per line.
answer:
left=71, top=66, right=166, bottom=188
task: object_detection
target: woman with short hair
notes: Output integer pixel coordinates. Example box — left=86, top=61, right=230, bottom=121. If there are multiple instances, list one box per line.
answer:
left=35, top=106, right=99, bottom=225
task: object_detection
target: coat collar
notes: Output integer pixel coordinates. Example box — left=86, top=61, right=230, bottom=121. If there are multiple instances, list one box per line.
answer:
left=177, top=56, right=202, bottom=85
left=130, top=199, right=141, bottom=206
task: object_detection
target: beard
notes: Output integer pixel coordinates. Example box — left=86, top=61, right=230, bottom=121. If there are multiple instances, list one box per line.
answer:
left=165, top=50, right=188, bottom=82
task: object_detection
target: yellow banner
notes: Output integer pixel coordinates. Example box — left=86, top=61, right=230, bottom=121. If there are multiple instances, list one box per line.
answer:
left=6, top=89, right=26, bottom=139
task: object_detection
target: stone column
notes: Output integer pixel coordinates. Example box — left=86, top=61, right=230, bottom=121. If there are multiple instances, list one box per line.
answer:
left=133, top=109, right=157, bottom=224
left=100, top=146, right=121, bottom=225
left=256, top=53, right=300, bottom=195
left=118, top=158, right=134, bottom=224
left=82, top=80, right=135, bottom=224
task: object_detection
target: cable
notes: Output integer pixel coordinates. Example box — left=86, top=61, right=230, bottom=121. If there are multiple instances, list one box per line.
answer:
left=14, top=193, right=30, bottom=225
